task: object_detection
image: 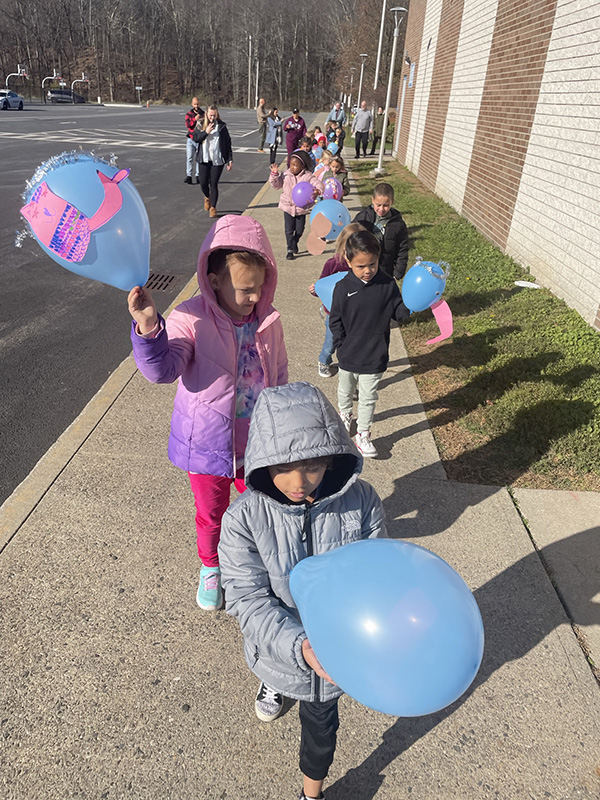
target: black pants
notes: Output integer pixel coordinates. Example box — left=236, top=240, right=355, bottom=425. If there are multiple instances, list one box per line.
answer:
left=283, top=212, right=306, bottom=253
left=198, top=161, right=225, bottom=208
left=299, top=697, right=340, bottom=781
left=269, top=144, right=279, bottom=165
left=355, top=131, right=369, bottom=158
left=369, top=135, right=381, bottom=156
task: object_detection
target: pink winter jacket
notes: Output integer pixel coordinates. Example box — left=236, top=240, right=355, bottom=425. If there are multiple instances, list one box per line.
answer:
left=269, top=168, right=324, bottom=217
left=131, top=215, right=288, bottom=477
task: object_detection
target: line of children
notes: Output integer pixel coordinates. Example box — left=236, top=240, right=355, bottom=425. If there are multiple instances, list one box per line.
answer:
left=219, top=381, right=387, bottom=800
left=128, top=215, right=288, bottom=610
left=329, top=227, right=410, bottom=458
left=353, top=182, right=409, bottom=280
left=308, top=222, right=362, bottom=378
left=270, top=150, right=324, bottom=261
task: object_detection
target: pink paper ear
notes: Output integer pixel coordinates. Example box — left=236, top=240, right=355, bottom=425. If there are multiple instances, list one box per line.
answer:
left=311, top=212, right=332, bottom=238
left=307, top=233, right=327, bottom=255
left=426, top=299, right=453, bottom=344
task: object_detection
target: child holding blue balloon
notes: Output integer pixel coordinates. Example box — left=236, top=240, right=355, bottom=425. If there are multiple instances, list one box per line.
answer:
left=329, top=228, right=410, bottom=458
left=218, top=381, right=386, bottom=800
left=127, top=215, right=288, bottom=611
left=270, top=150, right=324, bottom=260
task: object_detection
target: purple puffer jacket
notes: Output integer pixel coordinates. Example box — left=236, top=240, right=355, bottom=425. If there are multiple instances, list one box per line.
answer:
left=131, top=215, right=288, bottom=477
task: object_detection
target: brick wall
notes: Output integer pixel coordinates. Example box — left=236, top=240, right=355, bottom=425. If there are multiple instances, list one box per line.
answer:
left=396, top=0, right=600, bottom=329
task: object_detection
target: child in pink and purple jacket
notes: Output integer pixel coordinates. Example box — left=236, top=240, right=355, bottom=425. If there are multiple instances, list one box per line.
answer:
left=269, top=149, right=323, bottom=261
left=128, top=215, right=288, bottom=611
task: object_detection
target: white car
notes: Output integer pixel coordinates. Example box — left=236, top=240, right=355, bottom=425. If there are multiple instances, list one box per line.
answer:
left=0, top=89, right=24, bottom=110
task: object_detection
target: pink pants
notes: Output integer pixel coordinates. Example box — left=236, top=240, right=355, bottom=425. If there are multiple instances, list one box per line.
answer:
left=188, top=471, right=246, bottom=567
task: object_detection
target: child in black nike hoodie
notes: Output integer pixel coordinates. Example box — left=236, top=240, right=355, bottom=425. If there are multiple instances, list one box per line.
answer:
left=329, top=228, right=410, bottom=458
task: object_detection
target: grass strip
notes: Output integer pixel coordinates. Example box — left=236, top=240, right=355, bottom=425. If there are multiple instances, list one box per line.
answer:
left=351, top=160, right=600, bottom=490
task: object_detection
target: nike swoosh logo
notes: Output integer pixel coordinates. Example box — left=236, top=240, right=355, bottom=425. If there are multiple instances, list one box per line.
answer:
left=347, top=291, right=358, bottom=297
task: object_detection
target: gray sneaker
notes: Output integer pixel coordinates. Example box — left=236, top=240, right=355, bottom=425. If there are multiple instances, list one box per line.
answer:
left=318, top=362, right=333, bottom=378
left=255, top=682, right=284, bottom=722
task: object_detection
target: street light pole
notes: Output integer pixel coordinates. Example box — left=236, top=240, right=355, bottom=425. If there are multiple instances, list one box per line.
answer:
left=255, top=58, right=259, bottom=110
left=356, top=54, right=368, bottom=111
left=247, top=35, right=252, bottom=109
left=373, top=0, right=387, bottom=90
left=376, top=7, right=408, bottom=175
left=349, top=67, right=356, bottom=111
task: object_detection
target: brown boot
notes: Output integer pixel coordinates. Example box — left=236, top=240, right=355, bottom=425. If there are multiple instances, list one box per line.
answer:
left=209, top=206, right=217, bottom=218
left=204, top=197, right=210, bottom=211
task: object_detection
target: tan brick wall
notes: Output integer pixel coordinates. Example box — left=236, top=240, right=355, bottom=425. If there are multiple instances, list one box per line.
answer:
left=396, top=0, right=427, bottom=164
left=417, top=0, right=465, bottom=190
left=461, top=0, right=559, bottom=250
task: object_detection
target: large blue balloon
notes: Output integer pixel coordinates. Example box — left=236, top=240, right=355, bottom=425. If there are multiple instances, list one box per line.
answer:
left=20, top=151, right=150, bottom=292
left=402, top=260, right=449, bottom=312
left=309, top=199, right=351, bottom=241
left=290, top=539, right=484, bottom=717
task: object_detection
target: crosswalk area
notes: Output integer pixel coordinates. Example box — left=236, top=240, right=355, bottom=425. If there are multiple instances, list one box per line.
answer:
left=0, top=126, right=261, bottom=153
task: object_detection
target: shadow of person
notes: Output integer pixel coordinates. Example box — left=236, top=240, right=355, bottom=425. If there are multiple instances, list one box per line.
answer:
left=326, top=526, right=600, bottom=800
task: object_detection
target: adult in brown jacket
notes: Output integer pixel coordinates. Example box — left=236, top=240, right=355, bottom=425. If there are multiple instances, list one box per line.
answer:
left=257, top=98, right=269, bottom=152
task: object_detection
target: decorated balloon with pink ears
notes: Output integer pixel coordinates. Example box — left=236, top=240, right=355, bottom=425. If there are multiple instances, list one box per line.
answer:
left=19, top=151, right=150, bottom=292
left=402, top=258, right=453, bottom=344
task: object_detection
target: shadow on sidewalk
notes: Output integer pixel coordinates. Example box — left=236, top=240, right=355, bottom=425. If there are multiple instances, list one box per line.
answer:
left=326, top=526, right=600, bottom=799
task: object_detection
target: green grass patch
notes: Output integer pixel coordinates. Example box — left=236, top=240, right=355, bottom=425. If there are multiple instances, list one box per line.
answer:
left=351, top=161, right=600, bottom=490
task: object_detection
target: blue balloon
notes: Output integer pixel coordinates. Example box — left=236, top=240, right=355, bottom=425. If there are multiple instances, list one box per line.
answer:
left=20, top=151, right=150, bottom=292
left=402, top=260, right=448, bottom=312
left=290, top=539, right=484, bottom=717
left=327, top=142, right=339, bottom=155
left=312, top=145, right=324, bottom=160
left=314, top=271, right=346, bottom=311
left=309, top=199, right=351, bottom=241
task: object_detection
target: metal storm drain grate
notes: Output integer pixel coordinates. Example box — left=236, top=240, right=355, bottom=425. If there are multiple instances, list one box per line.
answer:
left=145, top=273, right=179, bottom=292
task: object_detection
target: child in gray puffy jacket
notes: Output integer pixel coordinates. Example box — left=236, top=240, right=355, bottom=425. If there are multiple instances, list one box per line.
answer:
left=219, top=381, right=386, bottom=800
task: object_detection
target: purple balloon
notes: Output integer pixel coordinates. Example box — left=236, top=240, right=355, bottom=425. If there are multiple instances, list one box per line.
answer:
left=323, top=177, right=343, bottom=201
left=292, top=180, right=314, bottom=209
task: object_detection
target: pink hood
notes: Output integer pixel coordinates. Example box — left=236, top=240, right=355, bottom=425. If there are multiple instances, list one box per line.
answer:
left=196, top=215, right=278, bottom=318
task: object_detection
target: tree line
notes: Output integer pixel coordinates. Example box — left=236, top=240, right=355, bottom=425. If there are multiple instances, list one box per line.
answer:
left=0, top=0, right=408, bottom=109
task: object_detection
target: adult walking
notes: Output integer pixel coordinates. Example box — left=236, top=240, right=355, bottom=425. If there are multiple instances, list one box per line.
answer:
left=257, top=98, right=269, bottom=152
left=265, top=107, right=282, bottom=165
left=351, top=100, right=373, bottom=159
left=326, top=101, right=346, bottom=128
left=192, top=104, right=233, bottom=218
left=184, top=97, right=204, bottom=184
left=370, top=106, right=385, bottom=156
left=283, top=108, right=307, bottom=165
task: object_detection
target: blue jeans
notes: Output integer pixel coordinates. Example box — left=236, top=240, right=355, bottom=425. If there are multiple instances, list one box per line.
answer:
left=186, top=137, right=199, bottom=177
left=319, top=310, right=334, bottom=366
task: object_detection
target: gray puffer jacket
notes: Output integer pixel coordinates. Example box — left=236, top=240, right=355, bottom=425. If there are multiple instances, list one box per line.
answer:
left=218, top=381, right=386, bottom=702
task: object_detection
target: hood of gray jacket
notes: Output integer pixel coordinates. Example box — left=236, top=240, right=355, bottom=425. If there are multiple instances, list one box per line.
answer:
left=244, top=381, right=362, bottom=498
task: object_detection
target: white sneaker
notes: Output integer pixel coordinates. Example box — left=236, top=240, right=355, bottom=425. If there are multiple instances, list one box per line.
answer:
left=354, top=430, right=377, bottom=458
left=339, top=411, right=353, bottom=433
left=255, top=682, right=284, bottom=722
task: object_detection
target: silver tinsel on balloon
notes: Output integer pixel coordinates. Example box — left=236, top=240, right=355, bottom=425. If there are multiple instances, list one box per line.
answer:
left=16, top=150, right=119, bottom=248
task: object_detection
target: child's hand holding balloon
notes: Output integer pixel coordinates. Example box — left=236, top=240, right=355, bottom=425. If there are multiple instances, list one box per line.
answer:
left=302, top=639, right=336, bottom=685
left=128, top=286, right=158, bottom=334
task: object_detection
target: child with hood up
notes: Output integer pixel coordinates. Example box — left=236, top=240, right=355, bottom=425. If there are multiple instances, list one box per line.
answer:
left=127, top=215, right=288, bottom=610
left=219, top=381, right=386, bottom=800
left=270, top=150, right=324, bottom=260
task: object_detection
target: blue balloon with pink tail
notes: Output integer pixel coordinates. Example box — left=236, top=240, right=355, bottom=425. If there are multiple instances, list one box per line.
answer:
left=19, top=151, right=150, bottom=292
left=402, top=259, right=449, bottom=312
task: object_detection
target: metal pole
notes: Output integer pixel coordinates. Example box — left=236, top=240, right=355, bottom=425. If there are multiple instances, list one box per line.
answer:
left=356, top=55, right=367, bottom=111
left=373, top=0, right=386, bottom=91
left=247, top=35, right=252, bottom=109
left=255, top=59, right=259, bottom=110
left=377, top=9, right=405, bottom=173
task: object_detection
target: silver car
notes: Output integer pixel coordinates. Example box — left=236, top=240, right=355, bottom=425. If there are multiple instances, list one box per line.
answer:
left=0, top=89, right=24, bottom=110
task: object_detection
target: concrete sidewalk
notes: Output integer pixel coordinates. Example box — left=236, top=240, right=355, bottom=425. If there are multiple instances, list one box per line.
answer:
left=1, top=143, right=599, bottom=799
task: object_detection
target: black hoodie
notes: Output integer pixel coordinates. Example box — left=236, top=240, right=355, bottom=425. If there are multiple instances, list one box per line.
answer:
left=329, top=269, right=409, bottom=374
